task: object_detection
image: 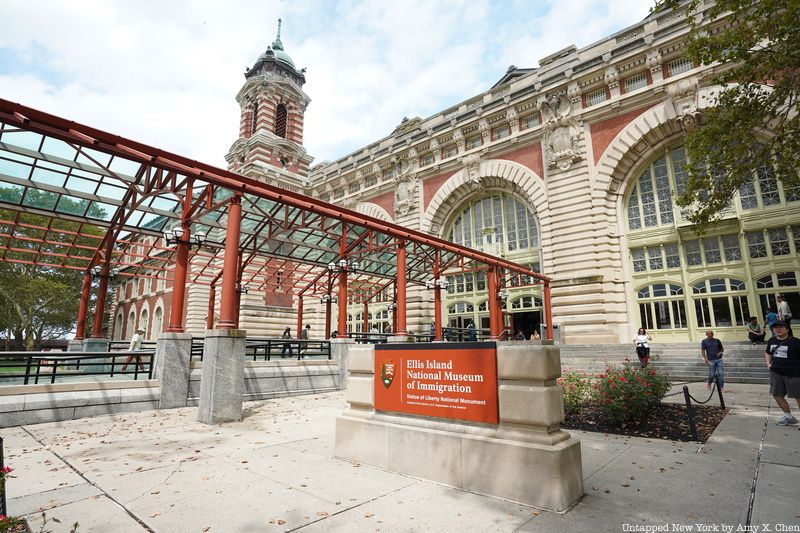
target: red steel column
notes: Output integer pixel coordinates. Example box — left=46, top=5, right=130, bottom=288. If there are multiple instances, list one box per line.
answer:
left=434, top=282, right=443, bottom=341
left=433, top=254, right=442, bottom=341
left=91, top=266, right=110, bottom=338
left=363, top=302, right=369, bottom=333
left=337, top=269, right=347, bottom=336
left=487, top=267, right=499, bottom=339
left=75, top=272, right=92, bottom=340
left=396, top=241, right=407, bottom=335
left=325, top=297, right=332, bottom=339
left=167, top=224, right=190, bottom=332
left=206, top=285, right=216, bottom=329
left=218, top=195, right=242, bottom=329
left=544, top=281, right=553, bottom=341
left=296, top=296, right=304, bottom=338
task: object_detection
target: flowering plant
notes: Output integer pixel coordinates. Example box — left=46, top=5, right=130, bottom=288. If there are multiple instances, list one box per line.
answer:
left=557, top=369, right=592, bottom=415
left=592, top=362, right=671, bottom=424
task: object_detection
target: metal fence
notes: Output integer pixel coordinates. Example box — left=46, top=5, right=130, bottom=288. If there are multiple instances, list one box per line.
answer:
left=189, top=338, right=331, bottom=362
left=0, top=351, right=155, bottom=385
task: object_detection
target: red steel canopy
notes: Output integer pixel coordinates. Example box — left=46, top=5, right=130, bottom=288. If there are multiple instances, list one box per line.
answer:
left=0, top=98, right=553, bottom=339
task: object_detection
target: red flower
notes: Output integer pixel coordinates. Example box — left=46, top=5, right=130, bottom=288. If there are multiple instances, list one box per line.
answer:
left=0, top=466, right=12, bottom=474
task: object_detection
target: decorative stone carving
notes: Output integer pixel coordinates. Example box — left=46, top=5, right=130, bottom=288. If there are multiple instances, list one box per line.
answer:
left=453, top=128, right=465, bottom=152
left=506, top=107, right=519, bottom=131
left=461, top=153, right=485, bottom=192
left=646, top=50, right=662, bottom=75
left=668, top=76, right=702, bottom=132
left=604, top=67, right=619, bottom=90
left=340, top=195, right=358, bottom=209
left=479, top=119, right=490, bottom=141
left=392, top=156, right=418, bottom=217
left=538, top=93, right=583, bottom=171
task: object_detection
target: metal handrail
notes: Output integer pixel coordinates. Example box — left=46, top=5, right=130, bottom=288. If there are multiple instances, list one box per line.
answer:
left=0, top=350, right=155, bottom=385
left=188, top=338, right=331, bottom=362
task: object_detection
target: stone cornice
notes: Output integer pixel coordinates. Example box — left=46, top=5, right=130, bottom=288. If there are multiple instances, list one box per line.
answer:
left=310, top=2, right=724, bottom=199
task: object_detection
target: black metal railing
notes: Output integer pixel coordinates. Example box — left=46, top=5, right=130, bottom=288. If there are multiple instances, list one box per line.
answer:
left=0, top=351, right=155, bottom=385
left=189, top=338, right=331, bottom=362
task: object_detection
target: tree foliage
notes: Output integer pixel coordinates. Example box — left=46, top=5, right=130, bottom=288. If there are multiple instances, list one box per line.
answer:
left=0, top=200, right=107, bottom=350
left=654, top=0, right=800, bottom=227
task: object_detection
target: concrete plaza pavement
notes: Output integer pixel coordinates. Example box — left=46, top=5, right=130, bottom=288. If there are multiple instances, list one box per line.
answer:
left=2, top=383, right=799, bottom=532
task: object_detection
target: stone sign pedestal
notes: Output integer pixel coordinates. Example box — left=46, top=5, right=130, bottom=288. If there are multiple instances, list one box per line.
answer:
left=198, top=329, right=246, bottom=424
left=332, top=337, right=356, bottom=390
left=335, top=342, right=583, bottom=512
left=155, top=332, right=193, bottom=409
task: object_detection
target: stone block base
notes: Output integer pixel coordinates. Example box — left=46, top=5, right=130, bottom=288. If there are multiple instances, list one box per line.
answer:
left=155, top=332, right=193, bottom=409
left=335, top=413, right=583, bottom=512
left=197, top=329, right=246, bottom=424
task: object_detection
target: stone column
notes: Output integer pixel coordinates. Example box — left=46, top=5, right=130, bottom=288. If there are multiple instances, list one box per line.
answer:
left=67, top=340, right=83, bottom=352
left=82, top=338, right=112, bottom=373
left=155, top=332, right=193, bottom=409
left=198, top=329, right=246, bottom=424
left=332, top=337, right=355, bottom=390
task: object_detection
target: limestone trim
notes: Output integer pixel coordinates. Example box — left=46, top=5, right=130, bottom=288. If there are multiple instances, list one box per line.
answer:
left=355, top=202, right=393, bottom=222
left=421, top=159, right=548, bottom=237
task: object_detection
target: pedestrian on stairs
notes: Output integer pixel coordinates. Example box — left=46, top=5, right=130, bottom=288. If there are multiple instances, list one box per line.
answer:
left=633, top=328, right=652, bottom=366
left=701, top=330, right=724, bottom=391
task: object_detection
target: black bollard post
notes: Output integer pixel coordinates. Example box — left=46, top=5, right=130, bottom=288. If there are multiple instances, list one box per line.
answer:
left=715, top=376, right=725, bottom=409
left=683, top=385, right=699, bottom=441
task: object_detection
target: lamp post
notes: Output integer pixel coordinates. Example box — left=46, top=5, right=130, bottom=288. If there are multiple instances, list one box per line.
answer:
left=328, top=258, right=358, bottom=337
left=426, top=278, right=449, bottom=341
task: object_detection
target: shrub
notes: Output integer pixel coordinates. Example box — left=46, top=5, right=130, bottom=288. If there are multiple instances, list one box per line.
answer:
left=557, top=369, right=592, bottom=415
left=592, top=363, right=671, bottom=425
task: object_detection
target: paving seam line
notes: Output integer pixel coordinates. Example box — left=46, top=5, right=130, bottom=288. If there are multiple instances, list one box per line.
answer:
left=284, top=481, right=418, bottom=532
left=744, top=408, right=770, bottom=527
left=21, top=426, right=156, bottom=533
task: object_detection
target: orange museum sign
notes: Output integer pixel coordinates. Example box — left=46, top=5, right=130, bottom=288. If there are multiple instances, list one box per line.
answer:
left=374, top=343, right=499, bottom=424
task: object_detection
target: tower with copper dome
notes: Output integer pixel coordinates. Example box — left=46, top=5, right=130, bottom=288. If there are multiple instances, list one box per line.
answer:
left=226, top=19, right=313, bottom=188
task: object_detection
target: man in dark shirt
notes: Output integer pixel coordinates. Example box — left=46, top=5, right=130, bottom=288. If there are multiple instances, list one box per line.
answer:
left=765, top=320, right=800, bottom=427
left=701, top=330, right=724, bottom=390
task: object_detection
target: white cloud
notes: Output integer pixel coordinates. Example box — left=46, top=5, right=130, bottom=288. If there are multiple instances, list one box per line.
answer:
left=0, top=0, right=653, bottom=168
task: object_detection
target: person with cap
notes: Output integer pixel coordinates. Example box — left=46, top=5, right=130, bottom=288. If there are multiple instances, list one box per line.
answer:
left=765, top=319, right=800, bottom=426
left=122, top=327, right=146, bottom=372
left=299, top=324, right=311, bottom=356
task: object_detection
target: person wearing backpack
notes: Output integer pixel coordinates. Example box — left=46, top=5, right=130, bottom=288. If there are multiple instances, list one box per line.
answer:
left=701, top=330, right=724, bottom=391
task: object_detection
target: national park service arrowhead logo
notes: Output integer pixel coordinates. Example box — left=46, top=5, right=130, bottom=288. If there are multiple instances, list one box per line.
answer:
left=381, top=360, right=395, bottom=389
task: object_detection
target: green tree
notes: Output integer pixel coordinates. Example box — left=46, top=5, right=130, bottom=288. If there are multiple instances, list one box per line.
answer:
left=0, top=198, right=108, bottom=350
left=653, top=0, right=800, bottom=227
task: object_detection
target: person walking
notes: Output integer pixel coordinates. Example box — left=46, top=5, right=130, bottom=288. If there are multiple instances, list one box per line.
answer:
left=633, top=327, right=652, bottom=366
left=746, top=316, right=766, bottom=344
left=467, top=320, right=477, bottom=342
left=765, top=320, right=800, bottom=426
left=765, top=307, right=778, bottom=337
left=299, top=324, right=310, bottom=356
left=281, top=327, right=293, bottom=357
left=122, top=328, right=146, bottom=372
left=777, top=295, right=793, bottom=337
left=701, top=329, right=724, bottom=390
left=369, top=325, right=380, bottom=344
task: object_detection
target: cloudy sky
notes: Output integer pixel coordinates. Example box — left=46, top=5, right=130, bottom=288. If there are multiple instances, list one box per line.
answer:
left=0, top=0, right=652, bottom=168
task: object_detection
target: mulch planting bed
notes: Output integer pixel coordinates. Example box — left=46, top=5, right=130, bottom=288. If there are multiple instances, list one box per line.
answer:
left=562, top=402, right=729, bottom=442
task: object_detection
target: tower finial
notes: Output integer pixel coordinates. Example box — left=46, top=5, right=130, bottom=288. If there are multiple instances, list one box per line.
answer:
left=272, top=18, right=284, bottom=50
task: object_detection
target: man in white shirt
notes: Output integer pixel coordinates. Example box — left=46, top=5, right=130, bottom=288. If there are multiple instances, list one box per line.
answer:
left=122, top=328, right=146, bottom=372
left=778, top=295, right=793, bottom=337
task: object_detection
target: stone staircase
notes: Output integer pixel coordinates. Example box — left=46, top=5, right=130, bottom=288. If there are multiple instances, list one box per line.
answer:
left=559, top=342, right=770, bottom=384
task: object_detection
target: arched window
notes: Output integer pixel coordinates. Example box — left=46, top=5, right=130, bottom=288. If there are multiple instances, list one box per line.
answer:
left=153, top=307, right=163, bottom=336
left=510, top=296, right=542, bottom=310
left=626, top=146, right=687, bottom=230
left=691, top=278, right=749, bottom=328
left=250, top=102, right=258, bottom=136
left=140, top=309, right=149, bottom=338
left=755, top=271, right=799, bottom=316
left=114, top=313, right=124, bottom=340
left=275, top=103, right=288, bottom=138
left=636, top=283, right=687, bottom=330
left=446, top=194, right=539, bottom=254
left=126, top=311, right=136, bottom=339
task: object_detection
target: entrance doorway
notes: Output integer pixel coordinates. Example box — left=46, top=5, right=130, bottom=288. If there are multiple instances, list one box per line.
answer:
left=511, top=311, right=540, bottom=340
